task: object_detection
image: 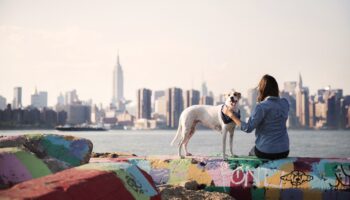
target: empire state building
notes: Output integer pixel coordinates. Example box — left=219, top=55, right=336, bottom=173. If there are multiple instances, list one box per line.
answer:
left=112, top=53, right=125, bottom=111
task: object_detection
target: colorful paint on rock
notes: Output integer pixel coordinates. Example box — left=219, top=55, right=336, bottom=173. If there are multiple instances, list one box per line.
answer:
left=90, top=156, right=350, bottom=200
left=0, top=134, right=93, bottom=189
left=0, top=162, right=161, bottom=200
left=0, top=147, right=51, bottom=188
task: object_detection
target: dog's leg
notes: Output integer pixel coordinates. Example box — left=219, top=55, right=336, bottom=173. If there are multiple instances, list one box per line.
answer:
left=183, top=127, right=195, bottom=156
left=222, top=129, right=228, bottom=160
left=178, top=137, right=185, bottom=159
left=229, top=130, right=237, bottom=157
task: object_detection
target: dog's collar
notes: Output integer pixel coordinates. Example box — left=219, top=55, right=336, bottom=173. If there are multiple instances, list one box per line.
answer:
left=221, top=105, right=234, bottom=124
left=221, top=105, right=241, bottom=124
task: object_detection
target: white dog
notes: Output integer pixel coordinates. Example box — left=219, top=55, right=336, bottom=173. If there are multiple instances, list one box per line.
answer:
left=170, top=91, right=241, bottom=160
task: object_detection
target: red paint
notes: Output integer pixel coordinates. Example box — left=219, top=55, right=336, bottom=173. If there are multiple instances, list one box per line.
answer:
left=0, top=168, right=135, bottom=200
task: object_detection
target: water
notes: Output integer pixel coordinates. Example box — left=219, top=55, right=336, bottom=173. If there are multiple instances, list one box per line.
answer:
left=1, top=129, right=349, bottom=158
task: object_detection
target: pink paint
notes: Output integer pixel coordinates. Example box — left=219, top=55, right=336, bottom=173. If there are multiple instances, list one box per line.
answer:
left=0, top=153, right=32, bottom=186
left=206, top=160, right=234, bottom=187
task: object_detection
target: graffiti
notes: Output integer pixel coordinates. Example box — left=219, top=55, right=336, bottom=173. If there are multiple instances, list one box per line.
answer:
left=126, top=173, right=144, bottom=194
left=280, top=170, right=313, bottom=187
left=329, top=164, right=350, bottom=189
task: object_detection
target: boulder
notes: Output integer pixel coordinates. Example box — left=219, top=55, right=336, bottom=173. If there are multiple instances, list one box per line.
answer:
left=0, top=134, right=93, bottom=189
left=0, top=162, right=161, bottom=200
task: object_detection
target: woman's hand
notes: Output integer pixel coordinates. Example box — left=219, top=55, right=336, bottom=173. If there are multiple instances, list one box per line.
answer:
left=223, top=106, right=242, bottom=126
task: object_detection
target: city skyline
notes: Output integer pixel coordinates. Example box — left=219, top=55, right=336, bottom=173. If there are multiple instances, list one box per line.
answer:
left=1, top=0, right=350, bottom=106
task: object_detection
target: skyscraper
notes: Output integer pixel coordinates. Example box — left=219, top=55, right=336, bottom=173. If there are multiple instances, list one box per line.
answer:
left=166, top=87, right=183, bottom=128
left=0, top=95, right=6, bottom=110
left=184, top=89, right=200, bottom=108
left=296, top=73, right=309, bottom=128
left=112, top=52, right=125, bottom=111
left=31, top=88, right=48, bottom=109
left=247, top=87, right=258, bottom=110
left=201, top=82, right=208, bottom=97
left=137, top=88, right=152, bottom=119
left=65, top=90, right=79, bottom=105
left=13, top=87, right=22, bottom=109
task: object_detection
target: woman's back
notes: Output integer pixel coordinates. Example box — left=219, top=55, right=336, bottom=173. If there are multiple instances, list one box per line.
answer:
left=254, top=96, right=289, bottom=154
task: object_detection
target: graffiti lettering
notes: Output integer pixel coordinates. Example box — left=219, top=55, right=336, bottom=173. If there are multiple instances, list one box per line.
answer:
left=329, top=164, right=350, bottom=189
left=280, top=170, right=313, bottom=187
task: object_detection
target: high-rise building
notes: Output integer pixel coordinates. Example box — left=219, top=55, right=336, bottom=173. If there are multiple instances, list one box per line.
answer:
left=13, top=87, right=22, bottom=109
left=200, top=96, right=214, bottom=105
left=57, top=93, right=64, bottom=106
left=66, top=103, right=91, bottom=125
left=247, top=87, right=258, bottom=110
left=295, top=73, right=309, bottom=128
left=112, top=52, right=125, bottom=111
left=154, top=96, right=167, bottom=119
left=137, top=88, right=152, bottom=119
left=309, top=96, right=316, bottom=128
left=201, top=82, right=208, bottom=97
left=184, top=89, right=200, bottom=108
left=166, top=87, right=183, bottom=128
left=31, top=88, right=48, bottom=109
left=340, top=95, right=350, bottom=129
left=280, top=91, right=298, bottom=128
left=65, top=90, right=79, bottom=105
left=0, top=95, right=6, bottom=110
left=153, top=90, right=165, bottom=112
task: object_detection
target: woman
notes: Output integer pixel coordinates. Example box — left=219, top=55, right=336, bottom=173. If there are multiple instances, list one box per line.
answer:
left=222, top=74, right=290, bottom=160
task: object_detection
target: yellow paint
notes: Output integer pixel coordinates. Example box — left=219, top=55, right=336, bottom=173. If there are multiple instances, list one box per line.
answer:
left=168, top=159, right=191, bottom=184
left=150, top=159, right=170, bottom=169
left=63, top=135, right=75, bottom=141
left=187, top=163, right=212, bottom=185
left=280, top=162, right=294, bottom=171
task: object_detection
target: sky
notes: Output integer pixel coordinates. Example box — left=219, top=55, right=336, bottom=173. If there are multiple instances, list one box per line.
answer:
left=0, top=0, right=350, bottom=107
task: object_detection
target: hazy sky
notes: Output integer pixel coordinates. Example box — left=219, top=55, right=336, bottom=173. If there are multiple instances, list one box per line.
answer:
left=1, top=0, right=350, bottom=107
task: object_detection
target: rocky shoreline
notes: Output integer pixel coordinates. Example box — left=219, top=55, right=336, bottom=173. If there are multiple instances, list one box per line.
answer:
left=91, top=152, right=235, bottom=199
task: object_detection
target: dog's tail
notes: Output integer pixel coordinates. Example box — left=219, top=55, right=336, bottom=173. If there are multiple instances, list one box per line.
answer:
left=170, top=123, right=182, bottom=146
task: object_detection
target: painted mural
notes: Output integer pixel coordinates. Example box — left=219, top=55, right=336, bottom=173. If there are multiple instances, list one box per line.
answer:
left=91, top=155, right=350, bottom=200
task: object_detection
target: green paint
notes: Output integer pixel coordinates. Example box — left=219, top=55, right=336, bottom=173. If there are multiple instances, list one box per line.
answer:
left=41, top=139, right=80, bottom=166
left=204, top=186, right=230, bottom=194
left=24, top=134, right=44, bottom=141
left=168, top=159, right=191, bottom=184
left=227, top=157, right=266, bottom=170
left=251, top=187, right=265, bottom=200
left=15, top=150, right=52, bottom=178
left=324, top=163, right=350, bottom=177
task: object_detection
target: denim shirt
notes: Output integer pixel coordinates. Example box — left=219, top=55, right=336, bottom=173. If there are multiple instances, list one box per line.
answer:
left=240, top=96, right=290, bottom=154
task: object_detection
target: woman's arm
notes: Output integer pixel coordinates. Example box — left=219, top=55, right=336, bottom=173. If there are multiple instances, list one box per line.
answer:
left=223, top=104, right=265, bottom=133
left=222, top=106, right=241, bottom=126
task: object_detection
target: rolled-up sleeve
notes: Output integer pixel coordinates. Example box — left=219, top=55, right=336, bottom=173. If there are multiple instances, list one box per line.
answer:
left=240, top=105, right=264, bottom=133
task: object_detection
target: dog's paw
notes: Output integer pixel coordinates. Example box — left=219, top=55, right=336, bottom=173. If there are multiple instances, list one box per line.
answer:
left=180, top=155, right=185, bottom=159
left=231, top=154, right=238, bottom=158
left=223, top=157, right=228, bottom=161
left=186, top=153, right=193, bottom=156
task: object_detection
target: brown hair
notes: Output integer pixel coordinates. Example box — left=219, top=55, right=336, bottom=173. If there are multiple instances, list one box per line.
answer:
left=257, top=74, right=279, bottom=102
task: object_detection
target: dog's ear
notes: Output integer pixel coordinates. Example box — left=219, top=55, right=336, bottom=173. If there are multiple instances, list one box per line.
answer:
left=234, top=92, right=242, bottom=99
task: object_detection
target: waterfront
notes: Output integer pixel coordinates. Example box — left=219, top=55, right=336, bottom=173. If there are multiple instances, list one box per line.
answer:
left=1, top=129, right=349, bottom=158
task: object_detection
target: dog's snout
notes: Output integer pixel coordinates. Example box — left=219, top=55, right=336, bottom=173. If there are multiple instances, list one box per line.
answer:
left=230, top=96, right=237, bottom=103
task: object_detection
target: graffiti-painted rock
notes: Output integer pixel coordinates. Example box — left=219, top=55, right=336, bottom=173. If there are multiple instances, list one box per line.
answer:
left=0, top=147, right=52, bottom=189
left=0, top=134, right=93, bottom=167
left=0, top=134, right=93, bottom=189
left=90, top=155, right=350, bottom=200
left=0, top=162, right=161, bottom=200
